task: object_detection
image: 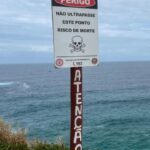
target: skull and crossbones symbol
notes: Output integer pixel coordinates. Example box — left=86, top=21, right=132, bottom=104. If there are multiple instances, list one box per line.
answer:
left=69, top=35, right=86, bottom=53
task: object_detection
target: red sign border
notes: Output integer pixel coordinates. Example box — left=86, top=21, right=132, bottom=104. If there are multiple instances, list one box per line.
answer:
left=55, top=0, right=96, bottom=8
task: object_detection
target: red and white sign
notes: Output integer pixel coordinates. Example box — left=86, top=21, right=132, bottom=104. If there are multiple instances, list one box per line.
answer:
left=52, top=0, right=99, bottom=68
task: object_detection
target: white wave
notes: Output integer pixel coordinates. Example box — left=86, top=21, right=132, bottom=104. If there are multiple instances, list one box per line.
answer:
left=0, top=81, right=30, bottom=90
left=22, top=83, right=30, bottom=89
left=0, top=81, right=14, bottom=87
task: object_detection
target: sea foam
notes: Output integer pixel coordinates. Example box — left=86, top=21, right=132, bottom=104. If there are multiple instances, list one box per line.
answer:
left=0, top=81, right=14, bottom=87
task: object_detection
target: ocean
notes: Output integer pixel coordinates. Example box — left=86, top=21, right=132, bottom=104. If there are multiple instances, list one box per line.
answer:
left=0, top=62, right=150, bottom=150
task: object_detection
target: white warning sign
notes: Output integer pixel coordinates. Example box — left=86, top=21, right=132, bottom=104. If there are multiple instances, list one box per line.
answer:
left=52, top=0, right=99, bottom=68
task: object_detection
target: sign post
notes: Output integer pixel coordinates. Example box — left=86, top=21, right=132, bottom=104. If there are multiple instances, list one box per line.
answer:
left=51, top=0, right=99, bottom=149
left=70, top=67, right=83, bottom=150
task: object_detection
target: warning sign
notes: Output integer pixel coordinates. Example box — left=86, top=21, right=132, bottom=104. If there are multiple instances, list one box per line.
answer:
left=52, top=0, right=99, bottom=68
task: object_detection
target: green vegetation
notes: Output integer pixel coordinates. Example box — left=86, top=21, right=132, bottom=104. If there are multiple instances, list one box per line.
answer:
left=0, top=119, right=69, bottom=150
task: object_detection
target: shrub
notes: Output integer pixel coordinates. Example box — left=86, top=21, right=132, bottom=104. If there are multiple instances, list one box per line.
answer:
left=0, top=119, right=69, bottom=150
left=0, top=119, right=28, bottom=150
left=30, top=141, right=69, bottom=150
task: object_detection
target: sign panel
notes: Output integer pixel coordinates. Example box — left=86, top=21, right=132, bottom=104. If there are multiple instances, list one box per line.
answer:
left=52, top=0, right=99, bottom=68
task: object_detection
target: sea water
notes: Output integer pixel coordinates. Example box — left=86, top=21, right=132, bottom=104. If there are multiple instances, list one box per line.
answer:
left=0, top=62, right=150, bottom=150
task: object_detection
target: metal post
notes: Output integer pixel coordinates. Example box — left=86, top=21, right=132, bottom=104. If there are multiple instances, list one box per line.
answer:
left=70, top=67, right=83, bottom=150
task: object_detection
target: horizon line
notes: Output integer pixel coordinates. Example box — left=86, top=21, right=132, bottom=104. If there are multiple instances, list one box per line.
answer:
left=0, top=60, right=150, bottom=65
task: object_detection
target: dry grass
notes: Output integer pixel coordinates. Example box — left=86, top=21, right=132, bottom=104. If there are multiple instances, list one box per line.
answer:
left=0, top=119, right=27, bottom=145
left=0, top=119, right=69, bottom=150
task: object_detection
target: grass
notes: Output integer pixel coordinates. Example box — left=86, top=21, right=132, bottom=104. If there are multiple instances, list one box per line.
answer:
left=0, top=119, right=69, bottom=150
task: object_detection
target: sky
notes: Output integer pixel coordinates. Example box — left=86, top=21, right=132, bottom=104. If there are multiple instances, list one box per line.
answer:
left=0, top=0, right=150, bottom=64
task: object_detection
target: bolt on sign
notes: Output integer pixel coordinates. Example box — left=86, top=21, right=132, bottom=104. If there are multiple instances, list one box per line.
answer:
left=52, top=0, right=99, bottom=68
